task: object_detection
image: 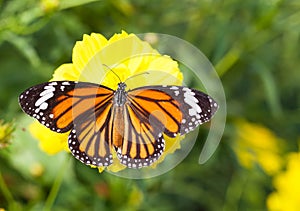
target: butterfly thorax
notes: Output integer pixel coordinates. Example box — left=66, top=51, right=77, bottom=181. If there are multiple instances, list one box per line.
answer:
left=113, top=82, right=127, bottom=107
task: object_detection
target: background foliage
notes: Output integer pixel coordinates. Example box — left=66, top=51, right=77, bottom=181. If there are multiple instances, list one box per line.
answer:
left=0, top=0, right=299, bottom=210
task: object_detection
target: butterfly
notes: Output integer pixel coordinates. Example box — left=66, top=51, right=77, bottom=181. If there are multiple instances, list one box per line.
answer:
left=19, top=78, right=218, bottom=169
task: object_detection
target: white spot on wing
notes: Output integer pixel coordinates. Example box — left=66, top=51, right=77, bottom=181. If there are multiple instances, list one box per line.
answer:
left=183, top=88, right=202, bottom=116
left=39, top=102, right=48, bottom=110
left=62, top=81, right=70, bottom=85
left=48, top=82, right=57, bottom=86
left=170, top=86, right=178, bottom=90
left=35, top=92, right=54, bottom=107
left=40, top=86, right=55, bottom=96
left=189, top=108, right=197, bottom=116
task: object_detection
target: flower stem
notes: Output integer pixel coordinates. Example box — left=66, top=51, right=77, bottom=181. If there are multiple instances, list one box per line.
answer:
left=0, top=171, right=13, bottom=201
left=222, top=170, right=249, bottom=211
left=0, top=172, right=21, bottom=210
left=43, top=156, right=70, bottom=211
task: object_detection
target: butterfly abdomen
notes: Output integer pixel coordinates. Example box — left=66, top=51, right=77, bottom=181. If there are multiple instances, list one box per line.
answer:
left=111, top=106, right=125, bottom=147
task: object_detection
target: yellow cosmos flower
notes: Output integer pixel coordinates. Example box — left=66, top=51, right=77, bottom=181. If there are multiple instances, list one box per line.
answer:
left=232, top=120, right=283, bottom=175
left=267, top=152, right=300, bottom=211
left=30, top=31, right=183, bottom=172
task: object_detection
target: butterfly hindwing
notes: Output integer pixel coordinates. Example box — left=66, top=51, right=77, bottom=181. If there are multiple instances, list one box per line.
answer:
left=116, top=133, right=165, bottom=168
left=68, top=127, right=113, bottom=167
left=114, top=104, right=166, bottom=168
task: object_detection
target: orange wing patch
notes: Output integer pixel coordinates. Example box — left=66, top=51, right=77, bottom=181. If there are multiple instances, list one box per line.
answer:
left=52, top=86, right=113, bottom=130
left=128, top=89, right=182, bottom=135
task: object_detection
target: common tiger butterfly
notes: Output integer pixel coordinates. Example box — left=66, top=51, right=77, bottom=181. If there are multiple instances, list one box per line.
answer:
left=19, top=77, right=218, bottom=169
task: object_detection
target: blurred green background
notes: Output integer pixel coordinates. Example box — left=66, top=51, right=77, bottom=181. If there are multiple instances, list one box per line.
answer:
left=0, top=0, right=300, bottom=210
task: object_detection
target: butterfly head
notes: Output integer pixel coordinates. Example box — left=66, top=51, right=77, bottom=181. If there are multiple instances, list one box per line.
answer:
left=117, top=82, right=127, bottom=91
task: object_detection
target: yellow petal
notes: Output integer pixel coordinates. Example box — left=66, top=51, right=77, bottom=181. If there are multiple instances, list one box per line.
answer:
left=72, top=33, right=108, bottom=73
left=267, top=153, right=300, bottom=211
left=150, top=135, right=185, bottom=169
left=51, top=63, right=79, bottom=81
left=29, top=121, right=69, bottom=154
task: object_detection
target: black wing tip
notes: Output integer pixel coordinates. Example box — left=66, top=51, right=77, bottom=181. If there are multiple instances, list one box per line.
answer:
left=207, top=96, right=218, bottom=116
left=193, top=89, right=219, bottom=117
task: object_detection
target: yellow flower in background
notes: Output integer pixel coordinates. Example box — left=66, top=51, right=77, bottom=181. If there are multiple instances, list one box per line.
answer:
left=267, top=152, right=300, bottom=211
left=30, top=31, right=183, bottom=172
left=232, top=120, right=283, bottom=175
left=40, top=0, right=59, bottom=13
left=0, top=120, right=15, bottom=149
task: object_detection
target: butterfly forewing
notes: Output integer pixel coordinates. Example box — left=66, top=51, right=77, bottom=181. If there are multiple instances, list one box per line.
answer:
left=127, top=85, right=218, bottom=136
left=19, top=81, right=115, bottom=133
left=19, top=81, right=79, bottom=132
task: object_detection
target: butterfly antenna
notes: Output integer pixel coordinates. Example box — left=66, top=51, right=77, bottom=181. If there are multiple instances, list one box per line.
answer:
left=102, top=64, right=122, bottom=83
left=124, top=72, right=150, bottom=83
